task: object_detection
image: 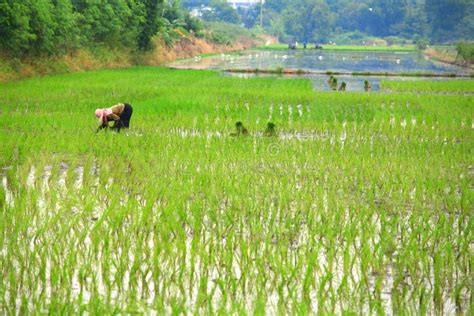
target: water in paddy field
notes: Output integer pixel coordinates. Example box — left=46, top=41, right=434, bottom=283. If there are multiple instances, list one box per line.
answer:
left=228, top=73, right=444, bottom=92
left=170, top=49, right=472, bottom=91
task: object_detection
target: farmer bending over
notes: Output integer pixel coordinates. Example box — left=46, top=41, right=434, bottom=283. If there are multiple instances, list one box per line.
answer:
left=95, top=103, right=133, bottom=133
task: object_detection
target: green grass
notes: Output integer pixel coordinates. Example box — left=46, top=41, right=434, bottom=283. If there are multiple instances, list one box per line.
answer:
left=0, top=67, right=473, bottom=314
left=258, top=44, right=418, bottom=52
left=224, top=69, right=466, bottom=78
left=381, top=79, right=474, bottom=93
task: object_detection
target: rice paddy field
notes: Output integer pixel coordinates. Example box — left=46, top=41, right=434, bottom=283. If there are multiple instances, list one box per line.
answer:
left=257, top=44, right=417, bottom=52
left=0, top=67, right=473, bottom=314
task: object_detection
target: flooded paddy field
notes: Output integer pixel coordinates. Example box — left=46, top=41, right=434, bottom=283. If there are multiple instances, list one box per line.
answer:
left=0, top=67, right=472, bottom=314
left=171, top=49, right=473, bottom=92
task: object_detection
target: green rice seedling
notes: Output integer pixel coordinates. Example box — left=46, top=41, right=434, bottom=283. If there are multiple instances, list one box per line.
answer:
left=0, top=66, right=472, bottom=314
left=381, top=79, right=474, bottom=94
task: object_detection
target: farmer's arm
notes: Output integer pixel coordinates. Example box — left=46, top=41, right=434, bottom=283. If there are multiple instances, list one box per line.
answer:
left=96, top=121, right=109, bottom=133
left=96, top=115, right=112, bottom=133
left=109, top=113, right=123, bottom=130
left=109, top=104, right=124, bottom=130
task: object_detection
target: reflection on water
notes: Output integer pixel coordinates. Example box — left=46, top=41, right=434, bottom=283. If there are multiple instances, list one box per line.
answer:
left=170, top=50, right=471, bottom=91
left=228, top=72, right=391, bottom=91
left=171, top=49, right=469, bottom=74
left=228, top=72, right=469, bottom=92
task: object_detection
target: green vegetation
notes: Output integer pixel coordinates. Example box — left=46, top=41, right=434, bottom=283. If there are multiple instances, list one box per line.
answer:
left=224, top=69, right=466, bottom=78
left=204, top=22, right=260, bottom=45
left=352, top=72, right=459, bottom=78
left=257, top=44, right=417, bottom=52
left=1, top=67, right=472, bottom=314
left=0, top=0, right=203, bottom=56
left=185, top=0, right=474, bottom=44
left=0, top=1, right=271, bottom=81
left=456, top=42, right=474, bottom=64
left=381, top=79, right=474, bottom=93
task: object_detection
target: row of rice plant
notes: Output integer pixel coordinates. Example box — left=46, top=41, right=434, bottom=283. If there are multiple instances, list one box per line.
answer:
left=380, top=79, right=474, bottom=94
left=1, top=67, right=472, bottom=314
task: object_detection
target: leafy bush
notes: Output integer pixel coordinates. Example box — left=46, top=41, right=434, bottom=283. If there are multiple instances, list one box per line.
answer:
left=456, top=42, right=474, bottom=63
left=385, top=36, right=411, bottom=46
left=184, top=13, right=204, bottom=35
left=415, top=39, right=428, bottom=50
left=204, top=22, right=254, bottom=45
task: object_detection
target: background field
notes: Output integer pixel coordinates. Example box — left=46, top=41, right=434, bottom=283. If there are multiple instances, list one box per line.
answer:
left=0, top=68, right=473, bottom=314
left=257, top=44, right=418, bottom=52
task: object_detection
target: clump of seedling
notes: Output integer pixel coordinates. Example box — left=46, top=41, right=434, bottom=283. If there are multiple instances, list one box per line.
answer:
left=364, top=80, right=372, bottom=91
left=339, top=82, right=347, bottom=91
left=230, top=121, right=249, bottom=136
left=263, top=122, right=277, bottom=137
left=328, top=75, right=338, bottom=90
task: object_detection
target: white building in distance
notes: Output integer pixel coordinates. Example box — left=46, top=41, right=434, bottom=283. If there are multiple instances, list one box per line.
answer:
left=227, top=0, right=264, bottom=9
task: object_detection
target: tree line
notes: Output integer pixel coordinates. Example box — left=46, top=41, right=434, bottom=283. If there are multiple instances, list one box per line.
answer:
left=1, top=0, right=472, bottom=59
left=0, top=0, right=203, bottom=57
left=184, top=0, right=473, bottom=44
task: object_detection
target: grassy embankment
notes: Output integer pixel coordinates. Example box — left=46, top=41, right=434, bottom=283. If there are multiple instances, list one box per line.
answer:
left=226, top=68, right=471, bottom=77
left=0, top=26, right=272, bottom=83
left=257, top=44, right=417, bottom=52
left=424, top=46, right=474, bottom=69
left=0, top=68, right=473, bottom=314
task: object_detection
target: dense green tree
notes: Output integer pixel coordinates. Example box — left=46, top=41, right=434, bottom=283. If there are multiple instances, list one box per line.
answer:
left=237, top=5, right=259, bottom=28
left=0, top=0, right=205, bottom=56
left=335, top=2, right=372, bottom=34
left=374, top=0, right=409, bottom=36
left=72, top=0, right=135, bottom=47
left=425, top=0, right=474, bottom=42
left=262, top=9, right=286, bottom=39
left=393, top=2, right=428, bottom=38
left=265, top=0, right=286, bottom=13
left=137, top=0, right=163, bottom=50
left=201, top=0, right=240, bottom=24
left=0, top=0, right=35, bottom=55
left=283, top=0, right=331, bottom=42
left=52, top=0, right=81, bottom=52
left=456, top=41, right=474, bottom=63
left=264, top=0, right=473, bottom=43
left=0, top=0, right=79, bottom=55
left=1, top=0, right=474, bottom=58
left=27, top=0, right=57, bottom=54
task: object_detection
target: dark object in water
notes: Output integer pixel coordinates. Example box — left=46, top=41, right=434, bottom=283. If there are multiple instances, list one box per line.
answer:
left=315, top=44, right=323, bottom=49
left=289, top=42, right=297, bottom=50
left=338, top=82, right=347, bottom=91
left=231, top=121, right=249, bottom=136
left=364, top=80, right=372, bottom=92
left=328, top=76, right=338, bottom=90
left=264, top=122, right=277, bottom=137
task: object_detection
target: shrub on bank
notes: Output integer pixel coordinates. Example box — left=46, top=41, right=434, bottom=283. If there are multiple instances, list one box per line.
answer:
left=456, top=42, right=474, bottom=63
